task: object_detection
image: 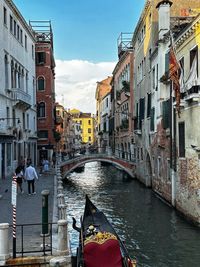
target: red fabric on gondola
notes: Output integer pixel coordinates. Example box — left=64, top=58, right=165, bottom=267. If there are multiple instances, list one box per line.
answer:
left=84, top=238, right=122, bottom=267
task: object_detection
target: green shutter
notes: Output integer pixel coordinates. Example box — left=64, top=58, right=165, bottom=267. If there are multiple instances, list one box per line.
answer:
left=150, top=107, right=155, bottom=131
left=162, top=100, right=170, bottom=129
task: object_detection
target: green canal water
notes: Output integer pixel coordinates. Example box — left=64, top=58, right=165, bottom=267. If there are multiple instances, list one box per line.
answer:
left=63, top=162, right=200, bottom=267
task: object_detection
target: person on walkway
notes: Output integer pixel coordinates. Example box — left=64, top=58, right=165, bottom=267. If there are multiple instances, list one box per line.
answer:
left=15, top=164, right=24, bottom=193
left=24, top=159, right=38, bottom=195
left=43, top=158, right=49, bottom=173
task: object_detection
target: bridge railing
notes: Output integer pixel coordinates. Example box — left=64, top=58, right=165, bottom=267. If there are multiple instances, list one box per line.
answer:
left=59, top=146, right=136, bottom=164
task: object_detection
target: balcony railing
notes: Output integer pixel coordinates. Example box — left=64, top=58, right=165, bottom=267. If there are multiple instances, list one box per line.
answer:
left=11, top=88, right=31, bottom=108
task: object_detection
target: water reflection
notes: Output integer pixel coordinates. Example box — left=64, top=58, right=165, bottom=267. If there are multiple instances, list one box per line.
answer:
left=63, top=162, right=200, bottom=267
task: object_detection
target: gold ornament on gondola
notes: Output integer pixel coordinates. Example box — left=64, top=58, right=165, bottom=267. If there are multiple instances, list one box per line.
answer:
left=84, top=231, right=117, bottom=245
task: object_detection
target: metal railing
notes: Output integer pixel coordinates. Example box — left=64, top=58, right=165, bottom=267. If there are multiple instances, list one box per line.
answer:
left=9, top=222, right=56, bottom=257
left=59, top=146, right=136, bottom=164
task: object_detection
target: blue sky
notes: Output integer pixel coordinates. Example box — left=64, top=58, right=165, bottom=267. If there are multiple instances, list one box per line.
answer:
left=14, top=0, right=145, bottom=112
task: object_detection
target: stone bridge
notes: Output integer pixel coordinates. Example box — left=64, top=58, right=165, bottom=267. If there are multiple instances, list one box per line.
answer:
left=60, top=153, right=136, bottom=179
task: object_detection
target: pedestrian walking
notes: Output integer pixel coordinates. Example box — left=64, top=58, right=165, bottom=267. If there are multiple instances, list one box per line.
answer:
left=24, top=159, right=38, bottom=195
left=43, top=158, right=49, bottom=173
left=15, top=164, right=24, bottom=193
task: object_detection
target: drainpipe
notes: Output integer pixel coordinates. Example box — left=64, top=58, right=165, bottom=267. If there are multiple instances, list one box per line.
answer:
left=170, top=82, right=176, bottom=207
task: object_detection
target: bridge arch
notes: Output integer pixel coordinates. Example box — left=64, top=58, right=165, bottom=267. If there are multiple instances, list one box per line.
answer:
left=60, top=155, right=136, bottom=179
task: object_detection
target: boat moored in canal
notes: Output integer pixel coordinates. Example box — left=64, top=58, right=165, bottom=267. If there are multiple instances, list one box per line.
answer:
left=72, top=195, right=136, bottom=267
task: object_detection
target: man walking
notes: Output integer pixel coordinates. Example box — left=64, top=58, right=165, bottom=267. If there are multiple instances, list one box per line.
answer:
left=24, top=158, right=38, bottom=195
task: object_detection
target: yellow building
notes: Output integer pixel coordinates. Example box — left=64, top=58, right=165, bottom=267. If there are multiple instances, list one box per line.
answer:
left=70, top=109, right=95, bottom=144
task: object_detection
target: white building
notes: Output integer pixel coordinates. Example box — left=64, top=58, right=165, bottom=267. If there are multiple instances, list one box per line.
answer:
left=0, top=0, right=37, bottom=178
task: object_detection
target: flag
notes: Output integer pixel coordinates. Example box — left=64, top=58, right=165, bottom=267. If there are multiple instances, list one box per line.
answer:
left=169, top=40, right=181, bottom=117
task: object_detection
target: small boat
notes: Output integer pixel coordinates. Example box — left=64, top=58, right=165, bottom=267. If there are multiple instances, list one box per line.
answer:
left=72, top=195, right=136, bottom=267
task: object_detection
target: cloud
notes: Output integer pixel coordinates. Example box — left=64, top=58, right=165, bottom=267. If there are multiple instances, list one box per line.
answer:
left=55, top=59, right=115, bottom=114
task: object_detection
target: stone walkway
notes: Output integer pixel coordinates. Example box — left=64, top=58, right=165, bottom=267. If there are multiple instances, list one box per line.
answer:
left=0, top=168, right=56, bottom=256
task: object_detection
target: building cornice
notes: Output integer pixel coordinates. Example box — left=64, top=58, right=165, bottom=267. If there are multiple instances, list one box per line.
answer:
left=6, top=0, right=36, bottom=42
left=175, top=14, right=200, bottom=49
left=112, top=50, right=132, bottom=76
left=132, top=0, right=151, bottom=46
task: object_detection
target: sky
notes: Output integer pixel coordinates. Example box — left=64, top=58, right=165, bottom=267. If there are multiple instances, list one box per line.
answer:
left=14, top=0, right=145, bottom=113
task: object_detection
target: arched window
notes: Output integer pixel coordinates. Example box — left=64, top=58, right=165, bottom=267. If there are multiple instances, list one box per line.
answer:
left=4, top=55, right=9, bottom=89
left=37, top=76, right=45, bottom=91
left=37, top=102, right=45, bottom=118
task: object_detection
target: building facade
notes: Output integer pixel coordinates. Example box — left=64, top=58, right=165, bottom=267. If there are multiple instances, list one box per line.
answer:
left=30, top=21, right=56, bottom=164
left=0, top=0, right=37, bottom=178
left=70, top=109, right=95, bottom=145
left=112, top=33, right=134, bottom=159
left=172, top=13, right=200, bottom=223
left=95, top=77, right=112, bottom=149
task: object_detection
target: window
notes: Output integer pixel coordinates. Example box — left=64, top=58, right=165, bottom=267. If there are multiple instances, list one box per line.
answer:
left=17, top=25, right=19, bottom=40
left=179, top=57, right=184, bottom=76
left=37, top=102, right=45, bottom=118
left=38, top=130, right=48, bottom=139
left=7, top=143, right=11, bottom=166
left=32, top=45, right=34, bottom=59
left=190, top=46, right=198, bottom=76
left=20, top=29, right=23, bottom=44
left=27, top=114, right=29, bottom=129
left=162, top=99, right=170, bottom=129
left=14, top=20, right=16, bottom=36
left=10, top=15, right=13, bottom=32
left=25, top=72, right=28, bottom=93
left=6, top=107, right=10, bottom=126
left=179, top=122, right=185, bottom=157
left=36, top=52, right=46, bottom=65
left=88, top=128, right=91, bottom=133
left=147, top=93, right=151, bottom=118
left=150, top=107, right=155, bottom=131
left=152, top=66, right=155, bottom=89
left=88, top=120, right=91, bottom=125
left=23, top=112, right=25, bottom=129
left=12, top=109, right=16, bottom=127
left=25, top=35, right=27, bottom=49
left=3, top=7, right=7, bottom=25
left=88, top=136, right=91, bottom=142
left=4, top=55, right=9, bottom=89
left=37, top=77, right=45, bottom=90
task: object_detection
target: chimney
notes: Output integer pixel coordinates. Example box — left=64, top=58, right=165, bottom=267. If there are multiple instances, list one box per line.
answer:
left=156, top=0, right=173, bottom=39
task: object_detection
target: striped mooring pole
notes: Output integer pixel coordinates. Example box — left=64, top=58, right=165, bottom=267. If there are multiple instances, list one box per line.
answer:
left=12, top=175, right=17, bottom=258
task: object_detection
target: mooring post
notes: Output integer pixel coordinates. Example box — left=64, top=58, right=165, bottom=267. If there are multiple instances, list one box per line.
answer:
left=0, top=223, right=10, bottom=262
left=41, top=190, right=50, bottom=235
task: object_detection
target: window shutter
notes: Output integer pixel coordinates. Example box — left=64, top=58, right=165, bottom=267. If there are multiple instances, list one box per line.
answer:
left=165, top=52, right=170, bottom=73
left=150, top=107, right=155, bottom=131
left=139, top=98, right=145, bottom=129
left=162, top=100, right=170, bottom=129
left=147, top=93, right=151, bottom=117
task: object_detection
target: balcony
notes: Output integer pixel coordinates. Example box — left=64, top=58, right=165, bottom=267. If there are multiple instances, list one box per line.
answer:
left=11, top=89, right=31, bottom=110
left=184, top=85, right=200, bottom=102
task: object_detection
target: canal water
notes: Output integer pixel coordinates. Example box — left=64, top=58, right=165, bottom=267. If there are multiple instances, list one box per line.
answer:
left=63, top=162, right=200, bottom=267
